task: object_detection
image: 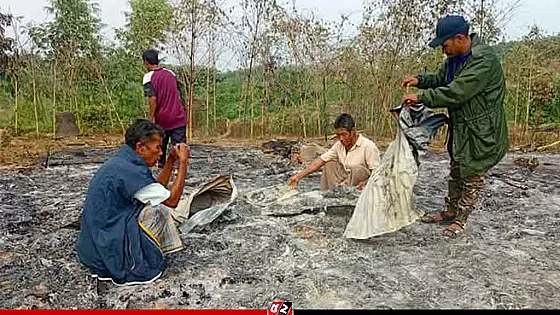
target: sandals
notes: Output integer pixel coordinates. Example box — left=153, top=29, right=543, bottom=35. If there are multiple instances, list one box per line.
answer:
left=420, top=211, right=457, bottom=224
left=442, top=221, right=466, bottom=239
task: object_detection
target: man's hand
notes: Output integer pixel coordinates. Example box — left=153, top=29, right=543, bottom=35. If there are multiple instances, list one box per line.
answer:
left=288, top=158, right=326, bottom=189
left=288, top=175, right=300, bottom=188
left=175, top=143, right=190, bottom=165
left=401, top=94, right=419, bottom=106
left=169, top=144, right=179, bottom=161
left=356, top=180, right=368, bottom=191
left=402, top=76, right=419, bottom=88
left=161, top=144, right=189, bottom=208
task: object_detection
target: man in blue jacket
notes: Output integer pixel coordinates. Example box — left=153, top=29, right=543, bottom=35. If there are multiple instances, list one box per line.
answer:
left=76, top=119, right=190, bottom=286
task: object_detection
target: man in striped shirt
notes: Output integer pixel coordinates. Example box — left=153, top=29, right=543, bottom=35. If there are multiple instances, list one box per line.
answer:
left=142, top=49, right=187, bottom=168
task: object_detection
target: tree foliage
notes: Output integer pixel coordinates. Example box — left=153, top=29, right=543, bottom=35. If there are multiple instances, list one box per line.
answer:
left=0, top=0, right=558, bottom=148
left=116, top=0, right=174, bottom=55
left=0, top=9, right=13, bottom=75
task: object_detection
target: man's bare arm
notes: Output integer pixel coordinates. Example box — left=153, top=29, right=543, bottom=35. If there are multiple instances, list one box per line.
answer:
left=299, top=158, right=327, bottom=178
left=162, top=144, right=189, bottom=208
left=162, top=163, right=187, bottom=208
left=289, top=158, right=327, bottom=186
left=157, top=153, right=175, bottom=187
left=149, top=96, right=157, bottom=123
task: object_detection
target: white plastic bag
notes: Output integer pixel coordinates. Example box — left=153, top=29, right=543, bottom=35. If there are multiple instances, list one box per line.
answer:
left=343, top=127, right=423, bottom=239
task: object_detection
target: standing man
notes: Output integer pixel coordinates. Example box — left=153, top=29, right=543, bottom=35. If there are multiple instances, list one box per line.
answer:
left=143, top=49, right=187, bottom=168
left=401, top=15, right=509, bottom=238
left=289, top=114, right=380, bottom=191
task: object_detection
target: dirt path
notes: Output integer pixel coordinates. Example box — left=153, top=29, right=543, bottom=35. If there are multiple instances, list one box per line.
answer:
left=0, top=144, right=559, bottom=309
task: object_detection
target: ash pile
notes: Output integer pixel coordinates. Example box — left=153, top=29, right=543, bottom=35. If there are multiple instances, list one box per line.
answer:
left=1, top=144, right=559, bottom=309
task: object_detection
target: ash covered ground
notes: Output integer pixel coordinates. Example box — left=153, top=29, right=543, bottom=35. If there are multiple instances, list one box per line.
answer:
left=0, top=144, right=559, bottom=309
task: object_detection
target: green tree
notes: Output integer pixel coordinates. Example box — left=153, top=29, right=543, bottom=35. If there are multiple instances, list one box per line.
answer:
left=0, top=9, right=13, bottom=76
left=116, top=0, right=174, bottom=56
left=43, top=0, right=102, bottom=58
left=24, top=0, right=109, bottom=132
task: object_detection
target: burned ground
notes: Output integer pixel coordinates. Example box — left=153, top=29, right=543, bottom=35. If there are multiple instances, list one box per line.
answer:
left=0, top=144, right=559, bottom=309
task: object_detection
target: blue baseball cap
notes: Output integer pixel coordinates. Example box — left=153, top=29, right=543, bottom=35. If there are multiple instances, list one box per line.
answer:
left=428, top=15, right=470, bottom=48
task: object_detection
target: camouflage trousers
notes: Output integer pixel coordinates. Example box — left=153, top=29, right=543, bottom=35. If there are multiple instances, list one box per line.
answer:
left=445, top=160, right=485, bottom=223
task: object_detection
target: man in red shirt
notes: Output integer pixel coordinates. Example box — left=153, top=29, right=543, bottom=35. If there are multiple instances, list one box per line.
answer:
left=142, top=49, right=187, bottom=168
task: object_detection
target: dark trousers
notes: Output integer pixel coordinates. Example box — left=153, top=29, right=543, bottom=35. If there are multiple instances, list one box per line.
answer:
left=159, top=125, right=187, bottom=168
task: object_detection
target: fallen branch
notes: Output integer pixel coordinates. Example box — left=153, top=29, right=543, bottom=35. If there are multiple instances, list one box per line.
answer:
left=489, top=173, right=529, bottom=190
left=537, top=140, right=560, bottom=152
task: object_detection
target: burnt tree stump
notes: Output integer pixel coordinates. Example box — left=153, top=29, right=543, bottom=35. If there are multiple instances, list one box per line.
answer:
left=55, top=112, right=80, bottom=138
left=0, top=129, right=10, bottom=147
left=261, top=139, right=299, bottom=159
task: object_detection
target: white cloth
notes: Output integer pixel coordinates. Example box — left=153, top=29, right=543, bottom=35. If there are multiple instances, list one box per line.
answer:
left=134, top=183, right=171, bottom=206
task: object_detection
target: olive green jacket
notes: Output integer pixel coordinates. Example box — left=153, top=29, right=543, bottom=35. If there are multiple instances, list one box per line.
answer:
left=417, top=34, right=509, bottom=179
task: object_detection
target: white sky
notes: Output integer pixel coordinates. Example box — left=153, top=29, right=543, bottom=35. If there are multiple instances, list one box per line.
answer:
left=2, top=0, right=560, bottom=68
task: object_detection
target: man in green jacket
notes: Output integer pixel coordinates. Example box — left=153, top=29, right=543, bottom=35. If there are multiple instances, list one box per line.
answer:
left=401, top=15, right=509, bottom=238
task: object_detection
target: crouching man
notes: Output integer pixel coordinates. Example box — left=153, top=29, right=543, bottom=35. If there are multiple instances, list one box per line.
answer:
left=289, top=113, right=380, bottom=191
left=77, top=119, right=189, bottom=286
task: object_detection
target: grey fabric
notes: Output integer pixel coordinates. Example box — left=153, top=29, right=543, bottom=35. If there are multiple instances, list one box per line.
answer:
left=245, top=184, right=360, bottom=217
left=391, top=104, right=449, bottom=163
left=176, top=175, right=238, bottom=234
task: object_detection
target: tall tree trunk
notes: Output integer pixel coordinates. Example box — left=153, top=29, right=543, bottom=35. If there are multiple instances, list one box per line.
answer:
left=280, top=110, right=285, bottom=135
left=188, top=0, right=197, bottom=141
left=74, top=95, right=80, bottom=131
left=250, top=85, right=255, bottom=138
left=14, top=77, right=18, bottom=134
left=52, top=62, right=57, bottom=135
left=300, top=99, right=307, bottom=138
left=244, top=3, right=263, bottom=139
left=315, top=90, right=321, bottom=136
left=212, top=35, right=217, bottom=133
left=321, top=75, right=327, bottom=138
left=261, top=67, right=267, bottom=138
left=514, top=78, right=520, bottom=144
left=96, top=67, right=125, bottom=133
left=245, top=49, right=256, bottom=139
left=206, top=62, right=210, bottom=135
left=479, top=0, right=485, bottom=41
left=32, top=77, right=39, bottom=137
left=524, top=54, right=533, bottom=139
